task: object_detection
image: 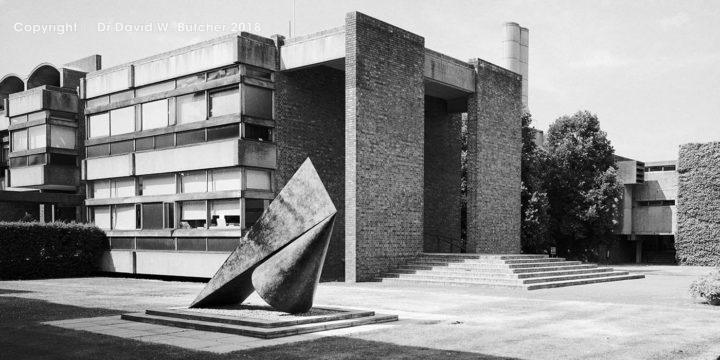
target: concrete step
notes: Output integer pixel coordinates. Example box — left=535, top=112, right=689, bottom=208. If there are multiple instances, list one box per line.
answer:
left=515, top=267, right=613, bottom=279
left=520, top=270, right=630, bottom=284
left=382, top=273, right=523, bottom=285
left=392, top=266, right=612, bottom=279
left=378, top=277, right=525, bottom=289
left=525, top=274, right=646, bottom=290
left=420, top=253, right=549, bottom=260
left=511, top=264, right=598, bottom=273
left=121, top=311, right=398, bottom=339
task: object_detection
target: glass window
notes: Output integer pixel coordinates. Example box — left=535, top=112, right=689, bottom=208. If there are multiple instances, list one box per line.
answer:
left=210, top=88, right=239, bottom=117
left=110, top=106, right=135, bottom=135
left=50, top=125, right=76, bottom=149
left=207, top=124, right=239, bottom=141
left=177, top=238, right=206, bottom=251
left=89, top=113, right=110, bottom=138
left=27, top=154, right=45, bottom=166
left=136, top=237, right=175, bottom=250
left=244, top=199, right=265, bottom=229
left=207, top=238, right=238, bottom=251
left=113, top=177, right=136, bottom=198
left=210, top=199, right=241, bottom=228
left=180, top=171, right=207, bottom=193
left=207, top=66, right=239, bottom=81
left=27, top=125, right=46, bottom=149
left=135, top=81, right=175, bottom=98
left=110, top=140, right=134, bottom=155
left=180, top=201, right=206, bottom=229
left=154, top=134, right=174, bottom=149
left=245, top=67, right=272, bottom=80
left=141, top=99, right=169, bottom=130
left=50, top=154, right=76, bottom=166
left=164, top=202, right=174, bottom=228
left=246, top=169, right=271, bottom=190
left=135, top=137, right=154, bottom=151
left=93, top=206, right=111, bottom=230
left=11, top=130, right=27, bottom=151
left=243, top=85, right=273, bottom=119
left=210, top=168, right=241, bottom=191
left=87, top=144, right=110, bottom=158
left=141, top=203, right=164, bottom=229
left=176, top=92, right=206, bottom=125
left=244, top=124, right=272, bottom=142
left=176, top=129, right=205, bottom=146
left=140, top=174, right=175, bottom=196
left=93, top=180, right=111, bottom=199
left=110, top=237, right=134, bottom=250
left=113, top=204, right=136, bottom=230
left=9, top=156, right=26, bottom=167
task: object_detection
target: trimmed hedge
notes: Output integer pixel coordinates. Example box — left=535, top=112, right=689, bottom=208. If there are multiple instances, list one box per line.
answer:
left=0, top=222, right=108, bottom=280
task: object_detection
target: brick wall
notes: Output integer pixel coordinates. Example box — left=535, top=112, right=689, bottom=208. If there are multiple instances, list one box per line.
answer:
left=424, top=96, right=462, bottom=252
left=466, top=60, right=522, bottom=254
left=345, top=12, right=426, bottom=281
left=677, top=142, right=720, bottom=265
left=275, top=66, right=346, bottom=281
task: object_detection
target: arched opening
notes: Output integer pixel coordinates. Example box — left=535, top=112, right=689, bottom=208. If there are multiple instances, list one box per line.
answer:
left=27, top=64, right=60, bottom=89
left=0, top=74, right=25, bottom=111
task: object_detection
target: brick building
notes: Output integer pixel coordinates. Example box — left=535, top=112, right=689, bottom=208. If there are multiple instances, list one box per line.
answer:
left=0, top=12, right=523, bottom=281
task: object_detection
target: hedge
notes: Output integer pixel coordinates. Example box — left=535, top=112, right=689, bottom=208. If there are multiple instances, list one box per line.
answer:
left=0, top=222, right=108, bottom=280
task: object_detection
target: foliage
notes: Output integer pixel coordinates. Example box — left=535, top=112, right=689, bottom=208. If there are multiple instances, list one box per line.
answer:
left=689, top=269, right=720, bottom=305
left=0, top=222, right=108, bottom=280
left=520, top=112, right=551, bottom=253
left=543, top=110, right=623, bottom=261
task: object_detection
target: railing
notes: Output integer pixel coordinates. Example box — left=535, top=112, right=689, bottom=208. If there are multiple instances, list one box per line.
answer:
left=428, top=232, right=466, bottom=253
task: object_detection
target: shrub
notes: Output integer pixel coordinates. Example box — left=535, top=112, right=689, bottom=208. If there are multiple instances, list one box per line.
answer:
left=689, top=268, right=720, bottom=305
left=0, top=222, right=108, bottom=280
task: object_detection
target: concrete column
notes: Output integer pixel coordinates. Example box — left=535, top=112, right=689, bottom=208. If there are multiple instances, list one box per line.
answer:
left=345, top=12, right=425, bottom=281
left=466, top=59, right=523, bottom=254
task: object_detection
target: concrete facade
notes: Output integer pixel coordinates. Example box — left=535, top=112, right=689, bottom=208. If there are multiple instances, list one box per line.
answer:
left=0, top=11, right=523, bottom=281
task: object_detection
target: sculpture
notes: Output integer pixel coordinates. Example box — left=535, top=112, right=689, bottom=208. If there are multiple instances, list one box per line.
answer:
left=189, top=159, right=336, bottom=313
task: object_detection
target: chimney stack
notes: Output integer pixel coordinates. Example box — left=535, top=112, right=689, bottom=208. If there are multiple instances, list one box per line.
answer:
left=503, top=22, right=529, bottom=109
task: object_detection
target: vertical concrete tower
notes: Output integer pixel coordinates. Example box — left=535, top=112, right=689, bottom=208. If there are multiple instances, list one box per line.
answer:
left=503, top=22, right=529, bottom=109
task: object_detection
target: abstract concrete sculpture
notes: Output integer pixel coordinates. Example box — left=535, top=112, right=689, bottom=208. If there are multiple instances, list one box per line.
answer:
left=190, top=159, right=336, bottom=313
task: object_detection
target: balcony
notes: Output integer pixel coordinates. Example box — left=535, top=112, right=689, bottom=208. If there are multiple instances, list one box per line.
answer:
left=9, top=164, right=79, bottom=190
left=8, top=86, right=79, bottom=117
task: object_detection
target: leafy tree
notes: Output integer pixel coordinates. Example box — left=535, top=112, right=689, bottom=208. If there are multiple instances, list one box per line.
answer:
left=520, top=112, right=550, bottom=253
left=544, top=110, right=622, bottom=260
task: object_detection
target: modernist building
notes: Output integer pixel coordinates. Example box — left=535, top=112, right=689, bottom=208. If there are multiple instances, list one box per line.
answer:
left=0, top=12, right=523, bottom=281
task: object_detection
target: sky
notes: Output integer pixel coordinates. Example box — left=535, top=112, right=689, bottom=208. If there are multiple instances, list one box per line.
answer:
left=1, top=0, right=718, bottom=161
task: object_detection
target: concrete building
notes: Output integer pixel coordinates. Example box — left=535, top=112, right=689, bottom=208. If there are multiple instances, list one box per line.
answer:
left=0, top=12, right=523, bottom=281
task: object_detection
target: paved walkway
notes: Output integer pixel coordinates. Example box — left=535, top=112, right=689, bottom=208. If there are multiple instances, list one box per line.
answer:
left=2, top=264, right=720, bottom=359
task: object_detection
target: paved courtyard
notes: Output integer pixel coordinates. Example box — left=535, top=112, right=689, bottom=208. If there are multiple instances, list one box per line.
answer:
left=1, top=265, right=720, bottom=359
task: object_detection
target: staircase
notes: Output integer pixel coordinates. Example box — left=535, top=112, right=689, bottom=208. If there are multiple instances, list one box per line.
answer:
left=377, top=253, right=644, bottom=290
left=646, top=251, right=677, bottom=265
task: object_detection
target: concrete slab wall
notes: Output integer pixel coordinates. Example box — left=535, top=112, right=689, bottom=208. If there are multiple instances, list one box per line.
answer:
left=275, top=65, right=346, bottom=281
left=466, top=60, right=522, bottom=254
left=423, top=96, right=462, bottom=252
left=345, top=12, right=426, bottom=281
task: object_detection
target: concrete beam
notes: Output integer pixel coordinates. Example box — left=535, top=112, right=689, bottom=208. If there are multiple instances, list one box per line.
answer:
left=280, top=27, right=346, bottom=71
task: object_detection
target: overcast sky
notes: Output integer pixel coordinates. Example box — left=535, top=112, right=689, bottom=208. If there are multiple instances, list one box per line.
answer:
left=1, top=0, right=718, bottom=161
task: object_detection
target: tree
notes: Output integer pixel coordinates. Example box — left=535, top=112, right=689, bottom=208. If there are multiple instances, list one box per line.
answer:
left=544, top=110, right=622, bottom=261
left=520, top=112, right=550, bottom=253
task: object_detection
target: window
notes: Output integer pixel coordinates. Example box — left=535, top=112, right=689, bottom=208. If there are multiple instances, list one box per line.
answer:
left=210, top=168, right=241, bottom=191
left=50, top=154, right=76, bottom=166
left=87, top=144, right=110, bottom=157
left=645, top=165, right=676, bottom=172
left=244, top=124, right=272, bottom=142
left=11, top=130, right=27, bottom=151
left=180, top=171, right=207, bottom=193
left=207, top=124, right=239, bottom=141
left=244, top=67, right=272, bottom=80
left=243, top=85, right=273, bottom=119
left=141, top=203, right=164, bottom=229
left=135, top=137, right=154, bottom=151
left=246, top=169, right=271, bottom=190
left=110, top=140, right=134, bottom=155
left=50, top=125, right=76, bottom=149
left=92, top=206, right=111, bottom=230
left=176, top=129, right=205, bottom=146
left=110, top=106, right=135, bottom=135
left=244, top=199, right=265, bottom=229
left=208, top=238, right=238, bottom=251
left=89, top=113, right=110, bottom=138
left=92, top=180, right=111, bottom=199
left=177, top=238, right=206, bottom=251
left=139, top=174, right=176, bottom=196
left=110, top=237, right=134, bottom=250
left=28, top=125, right=46, bottom=149
left=136, top=238, right=175, bottom=250
left=176, top=92, right=206, bottom=125
left=207, top=66, right=239, bottom=81
left=637, top=200, right=676, bottom=207
left=209, top=88, right=239, bottom=117
left=27, top=154, right=45, bottom=166
left=141, top=99, right=169, bottom=130
left=210, top=199, right=241, bottom=228
left=112, top=205, right=136, bottom=230
left=9, top=156, right=26, bottom=167
left=135, top=81, right=175, bottom=98
left=164, top=202, right=175, bottom=228
left=154, top=134, right=174, bottom=149
left=113, top=177, right=136, bottom=198
left=180, top=201, right=206, bottom=229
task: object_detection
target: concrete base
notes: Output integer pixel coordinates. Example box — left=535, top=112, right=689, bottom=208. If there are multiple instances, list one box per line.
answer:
left=121, top=306, right=397, bottom=339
